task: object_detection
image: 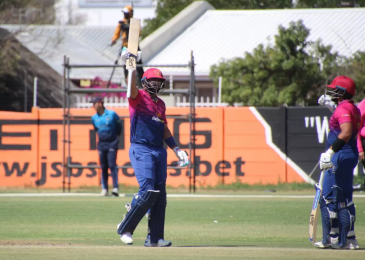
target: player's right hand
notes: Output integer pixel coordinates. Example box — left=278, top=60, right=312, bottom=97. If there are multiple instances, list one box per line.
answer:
left=319, top=149, right=334, bottom=170
left=111, top=40, right=117, bottom=46
left=173, top=147, right=189, bottom=167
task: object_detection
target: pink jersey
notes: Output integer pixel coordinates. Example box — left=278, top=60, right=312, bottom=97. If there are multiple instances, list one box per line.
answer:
left=128, top=90, right=167, bottom=147
left=357, top=99, right=365, bottom=152
left=328, top=100, right=361, bottom=152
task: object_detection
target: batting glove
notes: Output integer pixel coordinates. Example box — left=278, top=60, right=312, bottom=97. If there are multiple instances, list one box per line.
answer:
left=318, top=95, right=336, bottom=112
left=120, top=47, right=142, bottom=65
left=173, top=147, right=189, bottom=167
left=319, top=149, right=334, bottom=170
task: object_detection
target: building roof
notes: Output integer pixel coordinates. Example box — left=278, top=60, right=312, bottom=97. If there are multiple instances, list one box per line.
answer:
left=147, top=8, right=365, bottom=79
left=3, top=7, right=365, bottom=82
left=1, top=25, right=123, bottom=81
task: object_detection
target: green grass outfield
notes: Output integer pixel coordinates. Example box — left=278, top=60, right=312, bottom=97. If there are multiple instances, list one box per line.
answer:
left=0, top=193, right=364, bottom=259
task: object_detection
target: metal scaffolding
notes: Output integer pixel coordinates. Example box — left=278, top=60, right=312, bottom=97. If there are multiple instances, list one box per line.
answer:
left=62, top=53, right=197, bottom=193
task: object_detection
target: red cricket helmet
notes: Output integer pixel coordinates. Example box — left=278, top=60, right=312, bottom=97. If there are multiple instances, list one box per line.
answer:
left=141, top=68, right=166, bottom=95
left=142, top=68, right=166, bottom=82
left=327, top=76, right=356, bottom=96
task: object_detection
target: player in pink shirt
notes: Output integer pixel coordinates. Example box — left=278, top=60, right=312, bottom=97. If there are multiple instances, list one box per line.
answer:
left=356, top=99, right=365, bottom=161
left=316, top=76, right=360, bottom=250
left=116, top=50, right=189, bottom=247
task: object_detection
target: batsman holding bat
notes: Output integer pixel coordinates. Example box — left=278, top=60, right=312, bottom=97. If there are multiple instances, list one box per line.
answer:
left=116, top=49, right=189, bottom=247
left=315, top=76, right=360, bottom=249
left=111, top=5, right=144, bottom=87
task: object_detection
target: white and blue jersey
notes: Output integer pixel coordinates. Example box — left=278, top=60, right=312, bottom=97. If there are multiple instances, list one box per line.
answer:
left=91, top=109, right=122, bottom=150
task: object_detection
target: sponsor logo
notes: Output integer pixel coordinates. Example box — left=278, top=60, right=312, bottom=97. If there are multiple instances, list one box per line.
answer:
left=152, top=116, right=164, bottom=123
left=310, top=214, right=315, bottom=225
left=154, top=69, right=162, bottom=77
left=304, top=116, right=329, bottom=144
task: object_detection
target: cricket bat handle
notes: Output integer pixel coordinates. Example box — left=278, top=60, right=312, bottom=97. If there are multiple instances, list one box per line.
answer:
left=127, top=69, right=134, bottom=98
left=318, top=169, right=325, bottom=189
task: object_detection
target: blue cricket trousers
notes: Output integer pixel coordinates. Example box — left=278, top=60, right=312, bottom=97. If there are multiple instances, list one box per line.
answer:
left=99, top=148, right=119, bottom=190
left=129, top=143, right=167, bottom=207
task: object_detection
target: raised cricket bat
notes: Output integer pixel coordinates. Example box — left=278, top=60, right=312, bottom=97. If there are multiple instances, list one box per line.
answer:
left=126, top=18, right=141, bottom=98
left=309, top=169, right=325, bottom=244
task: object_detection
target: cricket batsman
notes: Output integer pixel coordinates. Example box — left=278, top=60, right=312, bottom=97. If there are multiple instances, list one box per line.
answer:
left=316, top=76, right=360, bottom=249
left=116, top=49, right=189, bottom=247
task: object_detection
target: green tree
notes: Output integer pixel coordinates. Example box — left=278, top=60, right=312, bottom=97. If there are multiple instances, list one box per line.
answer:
left=141, top=0, right=293, bottom=38
left=210, top=20, right=340, bottom=106
left=334, top=51, right=365, bottom=102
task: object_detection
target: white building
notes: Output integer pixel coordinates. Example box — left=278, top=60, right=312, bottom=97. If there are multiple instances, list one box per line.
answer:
left=54, top=0, right=157, bottom=26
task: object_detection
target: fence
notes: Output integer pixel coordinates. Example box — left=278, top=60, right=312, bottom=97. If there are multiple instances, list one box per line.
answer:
left=75, top=95, right=230, bottom=108
left=3, top=106, right=355, bottom=190
left=62, top=53, right=198, bottom=192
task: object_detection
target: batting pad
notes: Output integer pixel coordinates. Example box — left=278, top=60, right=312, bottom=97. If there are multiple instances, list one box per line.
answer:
left=149, top=183, right=167, bottom=244
left=117, top=190, right=160, bottom=235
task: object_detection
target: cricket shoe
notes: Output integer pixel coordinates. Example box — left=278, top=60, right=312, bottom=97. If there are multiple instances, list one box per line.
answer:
left=314, top=241, right=329, bottom=249
left=348, top=239, right=360, bottom=250
left=120, top=232, right=133, bottom=245
left=100, top=189, right=108, bottom=196
left=144, top=235, right=171, bottom=247
left=111, top=188, right=119, bottom=197
left=330, top=239, right=360, bottom=250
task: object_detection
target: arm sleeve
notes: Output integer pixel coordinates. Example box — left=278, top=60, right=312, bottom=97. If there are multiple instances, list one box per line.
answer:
left=114, top=112, right=122, bottom=136
left=128, top=90, right=142, bottom=108
left=112, top=23, right=121, bottom=42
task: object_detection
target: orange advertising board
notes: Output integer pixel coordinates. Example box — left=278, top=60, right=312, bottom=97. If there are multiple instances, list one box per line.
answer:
left=0, top=107, right=307, bottom=188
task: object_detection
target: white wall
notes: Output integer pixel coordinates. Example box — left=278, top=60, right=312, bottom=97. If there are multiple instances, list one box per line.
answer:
left=55, top=0, right=157, bottom=26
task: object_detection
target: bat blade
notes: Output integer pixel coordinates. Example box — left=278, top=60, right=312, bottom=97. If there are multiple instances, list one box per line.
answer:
left=126, top=18, right=141, bottom=98
left=126, top=18, right=141, bottom=71
left=309, top=186, right=321, bottom=243
left=309, top=170, right=325, bottom=244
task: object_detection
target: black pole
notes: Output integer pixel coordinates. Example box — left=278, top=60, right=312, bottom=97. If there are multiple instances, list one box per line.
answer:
left=62, top=56, right=67, bottom=193
left=189, top=51, right=196, bottom=193
left=66, top=57, right=71, bottom=192
left=188, top=56, right=192, bottom=193
left=191, top=52, right=196, bottom=193
left=23, top=69, right=27, bottom=112
left=106, top=48, right=123, bottom=88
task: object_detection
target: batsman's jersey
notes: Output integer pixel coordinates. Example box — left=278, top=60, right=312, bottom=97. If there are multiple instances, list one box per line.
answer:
left=91, top=109, right=121, bottom=150
left=327, top=100, right=361, bottom=152
left=129, top=90, right=167, bottom=147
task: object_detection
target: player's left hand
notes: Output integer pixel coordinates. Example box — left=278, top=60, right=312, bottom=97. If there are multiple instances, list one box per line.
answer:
left=120, top=47, right=142, bottom=65
left=319, top=149, right=334, bottom=170
left=173, top=147, right=189, bottom=167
